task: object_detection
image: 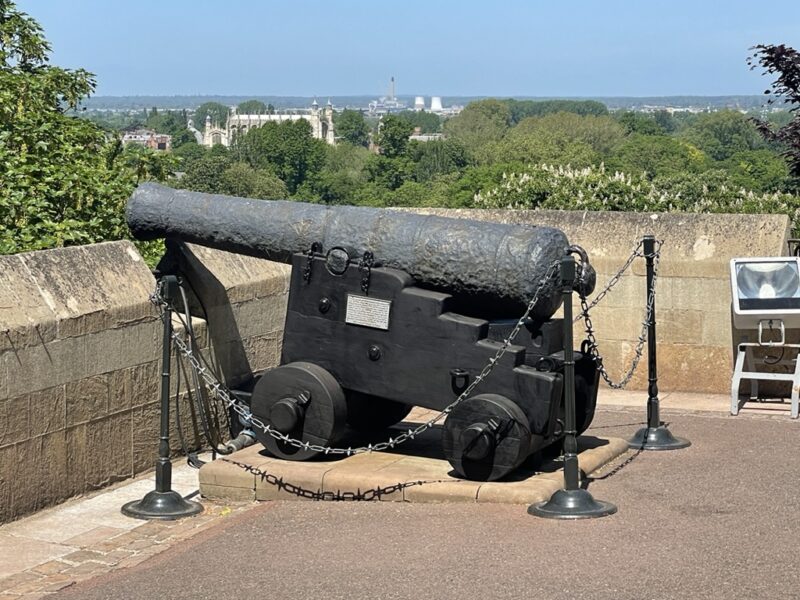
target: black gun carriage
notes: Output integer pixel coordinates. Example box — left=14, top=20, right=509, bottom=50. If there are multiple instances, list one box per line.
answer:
left=127, top=184, right=601, bottom=481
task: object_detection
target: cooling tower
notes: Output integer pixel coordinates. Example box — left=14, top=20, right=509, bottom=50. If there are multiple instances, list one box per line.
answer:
left=430, top=96, right=443, bottom=112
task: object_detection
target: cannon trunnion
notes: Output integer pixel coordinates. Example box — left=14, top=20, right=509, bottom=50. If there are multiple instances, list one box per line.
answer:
left=250, top=250, right=600, bottom=481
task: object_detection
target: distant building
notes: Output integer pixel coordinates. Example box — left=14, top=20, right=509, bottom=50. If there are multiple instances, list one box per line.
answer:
left=121, top=129, right=172, bottom=151
left=409, top=127, right=444, bottom=142
left=200, top=100, right=335, bottom=147
left=368, top=76, right=407, bottom=115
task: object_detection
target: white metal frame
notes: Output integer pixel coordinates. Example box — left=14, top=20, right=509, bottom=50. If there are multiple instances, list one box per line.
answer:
left=730, top=339, right=800, bottom=419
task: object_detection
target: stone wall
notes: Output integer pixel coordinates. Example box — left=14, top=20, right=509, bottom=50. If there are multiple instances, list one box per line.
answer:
left=0, top=210, right=788, bottom=522
left=0, top=241, right=288, bottom=524
left=405, top=209, right=790, bottom=394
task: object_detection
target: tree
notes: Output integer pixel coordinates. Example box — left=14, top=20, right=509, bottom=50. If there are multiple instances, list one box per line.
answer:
left=0, top=0, right=135, bottom=253
left=510, top=112, right=626, bottom=156
left=607, top=134, right=707, bottom=177
left=219, top=163, right=287, bottom=199
left=237, top=99, right=268, bottom=114
left=237, top=119, right=326, bottom=193
left=616, top=111, right=666, bottom=135
left=443, top=99, right=511, bottom=155
left=748, top=44, right=800, bottom=177
left=679, top=110, right=764, bottom=161
left=395, top=110, right=442, bottom=133
left=504, top=99, right=608, bottom=124
left=410, top=139, right=468, bottom=182
left=179, top=156, right=232, bottom=194
left=194, top=101, right=229, bottom=128
left=376, top=114, right=414, bottom=158
left=335, top=109, right=369, bottom=147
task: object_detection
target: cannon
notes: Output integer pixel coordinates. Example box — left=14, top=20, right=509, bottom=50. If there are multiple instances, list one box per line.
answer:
left=127, top=183, right=601, bottom=481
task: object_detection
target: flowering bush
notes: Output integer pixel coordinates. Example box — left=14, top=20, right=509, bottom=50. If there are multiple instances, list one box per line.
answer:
left=474, top=164, right=800, bottom=232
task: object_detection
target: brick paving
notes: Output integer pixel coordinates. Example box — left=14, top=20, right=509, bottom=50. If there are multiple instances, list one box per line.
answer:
left=0, top=501, right=255, bottom=598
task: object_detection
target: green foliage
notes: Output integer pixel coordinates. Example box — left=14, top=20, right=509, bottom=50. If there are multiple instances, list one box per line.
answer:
left=503, top=99, right=608, bottom=124
left=194, top=101, right=228, bottom=127
left=720, top=149, right=790, bottom=192
left=409, top=139, right=468, bottom=182
left=179, top=155, right=232, bottom=194
left=235, top=119, right=325, bottom=193
left=365, top=154, right=414, bottom=190
left=237, top=99, right=269, bottom=114
left=679, top=110, right=764, bottom=160
left=616, top=111, right=666, bottom=135
left=376, top=114, right=414, bottom=158
left=395, top=110, right=442, bottom=133
left=607, top=134, right=707, bottom=177
left=0, top=0, right=140, bottom=254
left=145, top=109, right=187, bottom=136
left=443, top=99, right=511, bottom=155
left=219, top=162, right=287, bottom=199
left=475, top=164, right=800, bottom=232
left=119, top=143, right=179, bottom=184
left=334, top=109, right=369, bottom=147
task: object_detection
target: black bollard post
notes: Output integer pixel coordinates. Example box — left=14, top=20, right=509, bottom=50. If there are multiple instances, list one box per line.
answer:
left=529, top=254, right=617, bottom=519
left=628, top=236, right=690, bottom=451
left=122, top=275, right=204, bottom=520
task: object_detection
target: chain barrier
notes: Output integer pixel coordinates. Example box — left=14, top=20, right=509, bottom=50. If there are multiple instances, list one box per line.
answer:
left=222, top=458, right=448, bottom=501
left=152, top=260, right=561, bottom=457
left=577, top=239, right=662, bottom=389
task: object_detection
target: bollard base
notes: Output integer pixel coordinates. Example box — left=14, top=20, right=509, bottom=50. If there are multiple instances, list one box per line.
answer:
left=122, top=490, right=203, bottom=521
left=628, top=425, right=691, bottom=451
left=528, top=488, right=617, bottom=520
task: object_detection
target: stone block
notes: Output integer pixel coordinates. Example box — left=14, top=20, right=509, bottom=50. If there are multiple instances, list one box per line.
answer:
left=180, top=244, right=291, bottom=304
left=65, top=375, right=109, bottom=427
left=476, top=479, right=560, bottom=505
left=0, top=395, right=30, bottom=446
left=201, top=483, right=256, bottom=502
left=28, top=385, right=66, bottom=437
left=84, top=321, right=161, bottom=379
left=64, top=424, right=88, bottom=497
left=0, top=444, right=15, bottom=523
left=0, top=253, right=58, bottom=352
left=109, top=361, right=159, bottom=412
left=403, top=480, right=480, bottom=503
left=12, top=431, right=69, bottom=517
left=659, top=277, right=731, bottom=313
left=637, top=343, right=733, bottom=394
left=656, top=309, right=704, bottom=345
left=132, top=401, right=160, bottom=473
left=2, top=334, right=90, bottom=399
left=241, top=333, right=281, bottom=374
left=84, top=412, right=133, bottom=488
left=15, top=241, right=156, bottom=339
left=228, top=296, right=289, bottom=341
left=701, top=311, right=735, bottom=347
left=200, top=458, right=255, bottom=491
left=253, top=458, right=334, bottom=501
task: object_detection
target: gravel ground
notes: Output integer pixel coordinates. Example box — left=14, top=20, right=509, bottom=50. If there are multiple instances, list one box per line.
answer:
left=55, top=408, right=800, bottom=600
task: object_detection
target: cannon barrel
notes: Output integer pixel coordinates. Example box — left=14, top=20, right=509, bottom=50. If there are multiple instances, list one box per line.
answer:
left=127, top=183, right=590, bottom=319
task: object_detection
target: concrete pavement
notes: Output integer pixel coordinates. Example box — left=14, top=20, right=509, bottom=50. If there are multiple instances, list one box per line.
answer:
left=49, top=406, right=800, bottom=600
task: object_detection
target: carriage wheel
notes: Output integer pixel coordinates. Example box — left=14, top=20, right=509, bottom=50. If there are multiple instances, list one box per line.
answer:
left=442, top=394, right=532, bottom=481
left=250, top=362, right=347, bottom=461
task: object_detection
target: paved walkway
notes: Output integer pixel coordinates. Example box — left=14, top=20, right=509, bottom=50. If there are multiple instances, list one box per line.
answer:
left=0, top=388, right=796, bottom=598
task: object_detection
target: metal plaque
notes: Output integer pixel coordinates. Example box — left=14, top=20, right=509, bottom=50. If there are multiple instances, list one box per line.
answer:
left=345, top=294, right=391, bottom=330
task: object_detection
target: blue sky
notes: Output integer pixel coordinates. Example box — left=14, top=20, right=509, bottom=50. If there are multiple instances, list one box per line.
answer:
left=18, top=0, right=800, bottom=97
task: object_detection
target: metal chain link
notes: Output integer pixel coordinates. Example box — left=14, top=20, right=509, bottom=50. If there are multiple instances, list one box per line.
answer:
left=153, top=260, right=561, bottom=457
left=573, top=238, right=645, bottom=323
left=577, top=240, right=662, bottom=389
